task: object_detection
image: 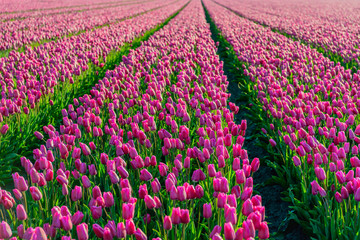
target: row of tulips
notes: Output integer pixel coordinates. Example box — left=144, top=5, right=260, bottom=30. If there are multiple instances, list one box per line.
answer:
left=203, top=0, right=360, bottom=239
left=0, top=0, right=132, bottom=15
left=0, top=0, right=270, bottom=239
left=0, top=0, right=184, bottom=122
left=211, top=0, right=360, bottom=68
left=0, top=0, right=187, bottom=182
left=0, top=0, right=170, bottom=52
left=0, top=0, right=152, bottom=21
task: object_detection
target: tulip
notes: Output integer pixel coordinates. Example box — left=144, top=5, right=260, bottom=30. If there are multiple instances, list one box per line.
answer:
left=13, top=189, right=22, bottom=200
left=171, top=207, right=181, bottom=225
left=195, top=185, right=204, bottom=198
left=121, top=188, right=131, bottom=202
left=93, top=224, right=104, bottom=238
left=72, top=211, right=84, bottom=225
left=103, top=227, right=113, bottom=240
left=140, top=169, right=153, bottom=181
left=242, top=199, right=253, bottom=216
left=0, top=221, right=12, bottom=239
left=33, top=227, right=47, bottom=240
left=225, top=206, right=237, bottom=225
left=61, top=215, right=73, bottom=231
left=144, top=195, right=156, bottom=209
left=122, top=203, right=135, bottom=220
left=18, top=176, right=28, bottom=192
left=203, top=203, right=212, bottom=218
left=143, top=214, right=151, bottom=224
left=224, top=222, right=235, bottom=240
left=217, top=193, right=227, bottom=208
left=292, top=156, right=301, bottom=166
left=236, top=169, right=246, bottom=184
left=29, top=186, right=42, bottom=201
left=208, top=164, right=216, bottom=177
left=0, top=124, right=9, bottom=135
left=315, top=167, right=326, bottom=181
left=134, top=228, right=147, bottom=240
left=151, top=179, right=161, bottom=193
left=258, top=222, right=270, bottom=239
left=242, top=219, right=255, bottom=239
left=71, top=186, right=82, bottom=202
left=180, top=209, right=190, bottom=224
left=16, top=204, right=27, bottom=221
left=117, top=222, right=127, bottom=239
left=91, top=206, right=102, bottom=220
left=138, top=184, right=148, bottom=199
left=77, top=223, right=88, bottom=240
left=104, top=192, right=114, bottom=207
left=126, top=219, right=136, bottom=235
left=17, top=224, right=24, bottom=239
left=163, top=216, right=172, bottom=230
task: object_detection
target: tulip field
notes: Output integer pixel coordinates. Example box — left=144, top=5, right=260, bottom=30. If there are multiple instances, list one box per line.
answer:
left=0, top=0, right=359, bottom=239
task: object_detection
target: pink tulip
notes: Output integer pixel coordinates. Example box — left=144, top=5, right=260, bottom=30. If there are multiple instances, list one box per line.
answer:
left=29, top=186, right=42, bottom=201
left=171, top=207, right=181, bottom=225
left=77, top=223, right=88, bottom=240
left=93, top=224, right=104, bottom=238
left=91, top=206, right=102, bottom=220
left=163, top=216, right=172, bottom=230
left=104, top=192, right=114, bottom=208
left=122, top=203, right=135, bottom=220
left=126, top=219, right=136, bottom=235
left=16, top=204, right=27, bottom=221
left=180, top=209, right=190, bottom=224
left=71, top=186, right=82, bottom=202
left=258, top=222, right=270, bottom=239
left=0, top=221, right=12, bottom=239
left=61, top=215, right=73, bottom=231
left=72, top=211, right=84, bottom=226
left=224, top=222, right=235, bottom=240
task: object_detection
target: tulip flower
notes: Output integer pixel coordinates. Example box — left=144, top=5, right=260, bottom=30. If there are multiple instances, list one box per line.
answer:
left=77, top=223, right=88, bottom=240
left=16, top=204, right=27, bottom=221
left=0, top=221, right=12, bottom=239
left=203, top=203, right=212, bottom=218
left=104, top=192, right=114, bottom=208
left=163, top=216, right=172, bottom=230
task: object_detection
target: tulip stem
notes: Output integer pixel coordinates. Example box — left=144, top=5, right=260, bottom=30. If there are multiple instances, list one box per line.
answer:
left=357, top=202, right=359, bottom=223
left=208, top=218, right=210, bottom=235
left=44, top=188, right=49, bottom=218
left=38, top=200, right=45, bottom=221
left=181, top=224, right=187, bottom=239
left=0, top=207, right=5, bottom=222
left=175, top=225, right=178, bottom=239
left=23, top=192, right=28, bottom=217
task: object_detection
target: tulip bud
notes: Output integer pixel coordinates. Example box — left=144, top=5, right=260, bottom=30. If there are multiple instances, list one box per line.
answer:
left=104, top=192, right=114, bottom=208
left=171, top=207, right=181, bottom=225
left=0, top=221, right=12, bottom=239
left=163, top=216, right=172, bottom=230
left=258, top=222, right=270, bottom=239
left=72, top=211, right=84, bottom=225
left=91, top=206, right=102, bottom=220
left=126, top=219, right=136, bottom=235
left=16, top=204, right=27, bottom=221
left=61, top=215, right=73, bottom=231
left=224, top=222, right=235, bottom=240
left=77, top=223, right=88, bottom=240
left=29, top=186, right=42, bottom=201
left=203, top=203, right=212, bottom=218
